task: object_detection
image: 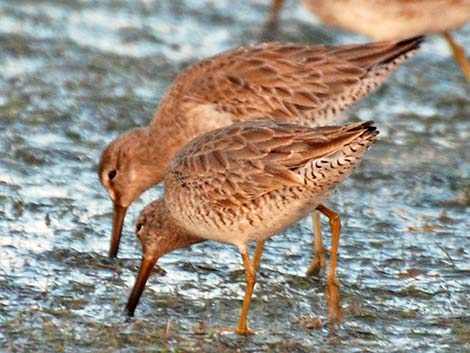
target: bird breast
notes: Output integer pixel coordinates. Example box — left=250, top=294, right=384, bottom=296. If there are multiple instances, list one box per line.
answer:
left=165, top=179, right=330, bottom=248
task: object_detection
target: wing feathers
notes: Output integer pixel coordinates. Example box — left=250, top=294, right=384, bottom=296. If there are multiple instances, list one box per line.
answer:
left=154, top=38, right=421, bottom=127
left=167, top=120, right=378, bottom=207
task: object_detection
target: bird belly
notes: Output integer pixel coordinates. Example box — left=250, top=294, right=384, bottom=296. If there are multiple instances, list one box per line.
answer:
left=305, top=0, right=470, bottom=39
left=168, top=187, right=329, bottom=248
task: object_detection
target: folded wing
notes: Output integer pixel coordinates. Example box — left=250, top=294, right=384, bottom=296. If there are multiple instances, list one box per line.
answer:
left=167, top=120, right=377, bottom=207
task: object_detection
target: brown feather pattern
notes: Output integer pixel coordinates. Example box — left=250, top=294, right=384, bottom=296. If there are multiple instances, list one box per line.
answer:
left=153, top=39, right=422, bottom=130
left=166, top=120, right=378, bottom=210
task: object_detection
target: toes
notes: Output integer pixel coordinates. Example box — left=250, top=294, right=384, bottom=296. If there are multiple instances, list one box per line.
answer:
left=235, top=327, right=255, bottom=336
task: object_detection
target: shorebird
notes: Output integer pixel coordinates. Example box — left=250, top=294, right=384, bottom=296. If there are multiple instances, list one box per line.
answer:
left=267, top=0, right=470, bottom=80
left=125, top=119, right=379, bottom=335
left=99, top=38, right=421, bottom=261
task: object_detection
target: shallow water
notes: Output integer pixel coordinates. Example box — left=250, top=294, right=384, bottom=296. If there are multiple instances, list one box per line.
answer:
left=0, top=0, right=469, bottom=352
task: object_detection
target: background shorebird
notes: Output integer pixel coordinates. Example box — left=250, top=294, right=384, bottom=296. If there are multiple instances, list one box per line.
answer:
left=125, top=119, right=379, bottom=335
left=98, top=38, right=421, bottom=261
left=267, top=0, right=470, bottom=80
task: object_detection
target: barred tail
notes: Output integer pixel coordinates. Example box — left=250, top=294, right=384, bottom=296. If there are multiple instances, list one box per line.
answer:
left=302, top=121, right=379, bottom=191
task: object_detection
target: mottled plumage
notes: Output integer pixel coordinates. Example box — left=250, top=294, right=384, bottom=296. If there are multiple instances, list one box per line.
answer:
left=165, top=120, right=376, bottom=246
left=98, top=38, right=421, bottom=257
left=154, top=40, right=422, bottom=129
left=125, top=120, right=379, bottom=334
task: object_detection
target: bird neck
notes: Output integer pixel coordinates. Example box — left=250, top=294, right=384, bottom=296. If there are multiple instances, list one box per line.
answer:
left=148, top=126, right=191, bottom=165
left=160, top=200, right=206, bottom=250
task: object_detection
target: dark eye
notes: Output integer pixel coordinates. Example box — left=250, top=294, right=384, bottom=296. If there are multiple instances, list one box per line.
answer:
left=108, top=170, right=117, bottom=180
left=135, top=223, right=143, bottom=233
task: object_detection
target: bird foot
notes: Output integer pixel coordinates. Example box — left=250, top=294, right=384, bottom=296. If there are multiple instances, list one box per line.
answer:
left=235, top=326, right=255, bottom=336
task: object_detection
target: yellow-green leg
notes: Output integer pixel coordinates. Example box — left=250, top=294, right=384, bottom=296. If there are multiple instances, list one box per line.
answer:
left=442, top=32, right=470, bottom=81
left=235, top=246, right=257, bottom=335
left=316, top=204, right=343, bottom=324
left=306, top=210, right=328, bottom=276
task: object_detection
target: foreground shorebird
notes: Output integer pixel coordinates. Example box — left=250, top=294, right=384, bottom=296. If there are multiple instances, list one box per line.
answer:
left=267, top=0, right=470, bottom=80
left=99, top=38, right=421, bottom=259
left=125, top=119, right=379, bottom=335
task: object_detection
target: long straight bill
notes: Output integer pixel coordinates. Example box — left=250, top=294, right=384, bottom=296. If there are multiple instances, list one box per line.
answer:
left=109, top=203, right=128, bottom=258
left=126, top=257, right=157, bottom=317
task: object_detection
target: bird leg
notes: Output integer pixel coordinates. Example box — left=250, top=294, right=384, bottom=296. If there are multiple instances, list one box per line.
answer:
left=316, top=204, right=343, bottom=324
left=235, top=246, right=257, bottom=335
left=442, top=32, right=470, bottom=81
left=267, top=0, right=285, bottom=25
left=253, top=241, right=265, bottom=271
left=261, top=0, right=285, bottom=40
left=306, top=210, right=328, bottom=276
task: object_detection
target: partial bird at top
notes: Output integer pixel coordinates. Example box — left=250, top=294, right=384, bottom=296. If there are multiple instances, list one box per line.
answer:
left=267, top=0, right=470, bottom=80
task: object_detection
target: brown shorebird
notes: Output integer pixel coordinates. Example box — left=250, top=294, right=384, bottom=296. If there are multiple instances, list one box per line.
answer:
left=267, top=0, right=470, bottom=80
left=99, top=38, right=421, bottom=260
left=125, top=119, right=379, bottom=335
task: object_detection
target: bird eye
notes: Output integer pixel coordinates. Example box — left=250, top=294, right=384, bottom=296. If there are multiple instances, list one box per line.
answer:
left=108, top=170, right=117, bottom=180
left=135, top=223, right=143, bottom=233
